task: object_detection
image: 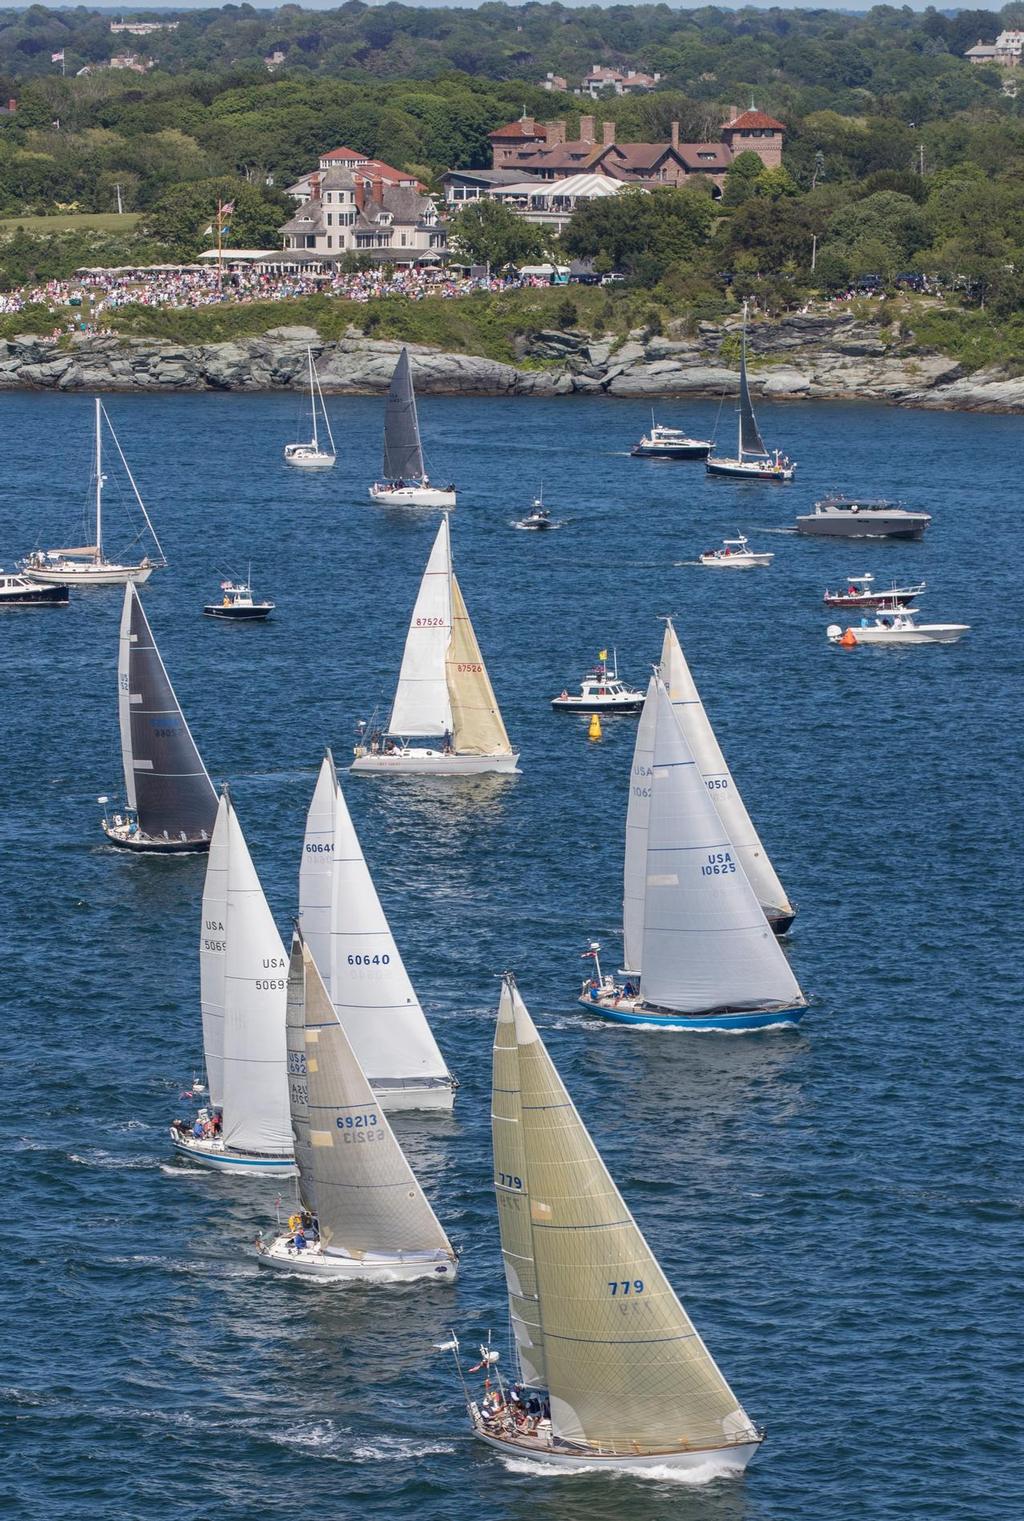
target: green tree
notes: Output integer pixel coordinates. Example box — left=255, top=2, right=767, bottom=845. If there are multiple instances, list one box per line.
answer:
left=448, top=198, right=547, bottom=270
left=562, top=186, right=714, bottom=283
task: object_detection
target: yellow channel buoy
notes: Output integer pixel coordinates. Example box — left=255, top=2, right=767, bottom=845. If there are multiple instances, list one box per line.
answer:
left=588, top=712, right=602, bottom=742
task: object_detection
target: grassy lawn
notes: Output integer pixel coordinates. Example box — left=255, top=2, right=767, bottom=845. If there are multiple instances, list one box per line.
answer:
left=0, top=212, right=142, bottom=236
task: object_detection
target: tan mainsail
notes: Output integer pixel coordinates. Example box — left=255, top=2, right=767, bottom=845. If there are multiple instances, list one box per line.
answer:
left=285, top=933, right=315, bottom=1213
left=492, top=981, right=546, bottom=1387
left=509, top=982, right=758, bottom=1455
left=446, top=574, right=512, bottom=756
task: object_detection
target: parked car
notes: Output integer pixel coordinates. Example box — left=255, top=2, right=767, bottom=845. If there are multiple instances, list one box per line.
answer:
left=599, top=271, right=626, bottom=285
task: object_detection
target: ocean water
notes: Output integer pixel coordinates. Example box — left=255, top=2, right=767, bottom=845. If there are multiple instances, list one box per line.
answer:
left=1, top=389, right=1021, bottom=1521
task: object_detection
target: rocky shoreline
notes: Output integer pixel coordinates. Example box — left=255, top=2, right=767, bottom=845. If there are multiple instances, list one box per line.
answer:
left=2, top=311, right=1022, bottom=412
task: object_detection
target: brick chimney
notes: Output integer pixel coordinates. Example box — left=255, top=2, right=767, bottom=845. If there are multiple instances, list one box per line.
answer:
left=670, top=121, right=680, bottom=150
left=602, top=119, right=616, bottom=146
left=543, top=119, right=566, bottom=146
left=6, top=99, right=15, bottom=113
left=371, top=176, right=384, bottom=205
left=579, top=114, right=596, bottom=143
left=309, top=172, right=320, bottom=201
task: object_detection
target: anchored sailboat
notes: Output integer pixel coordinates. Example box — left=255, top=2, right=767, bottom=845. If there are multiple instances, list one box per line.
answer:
left=22, top=398, right=166, bottom=585
left=368, top=348, right=456, bottom=508
left=706, top=305, right=795, bottom=482
left=300, top=751, right=456, bottom=1109
left=351, top=517, right=518, bottom=775
left=257, top=932, right=458, bottom=1281
left=170, top=789, right=295, bottom=1175
left=100, top=583, right=218, bottom=852
left=450, top=974, right=763, bottom=1473
left=284, top=348, right=336, bottom=469
left=585, top=674, right=805, bottom=1030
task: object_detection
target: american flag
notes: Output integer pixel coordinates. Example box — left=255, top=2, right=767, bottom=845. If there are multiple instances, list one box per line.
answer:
left=51, top=49, right=64, bottom=62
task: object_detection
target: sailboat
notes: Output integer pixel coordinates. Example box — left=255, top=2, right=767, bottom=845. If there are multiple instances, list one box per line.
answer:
left=623, top=619, right=795, bottom=949
left=351, top=517, right=518, bottom=775
left=449, top=973, right=764, bottom=1472
left=256, top=932, right=459, bottom=1281
left=705, top=305, right=796, bottom=481
left=300, top=751, right=456, bottom=1109
left=283, top=348, right=336, bottom=469
left=100, top=583, right=219, bottom=852
left=170, top=788, right=296, bottom=1175
left=21, top=399, right=166, bottom=585
left=584, top=673, right=805, bottom=1030
left=368, top=348, right=456, bottom=508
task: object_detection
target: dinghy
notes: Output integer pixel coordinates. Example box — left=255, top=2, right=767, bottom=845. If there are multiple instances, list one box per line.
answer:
left=21, top=399, right=166, bottom=585
left=100, top=583, right=218, bottom=852
left=300, top=751, right=457, bottom=1109
left=706, top=305, right=795, bottom=481
left=586, top=673, right=805, bottom=1030
left=256, top=933, right=459, bottom=1282
left=283, top=348, right=336, bottom=469
left=351, top=518, right=519, bottom=775
left=368, top=348, right=456, bottom=508
left=170, top=789, right=296, bottom=1175
left=449, top=973, right=763, bottom=1473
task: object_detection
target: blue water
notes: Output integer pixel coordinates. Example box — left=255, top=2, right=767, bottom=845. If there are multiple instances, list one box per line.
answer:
left=2, top=389, right=1021, bottom=1521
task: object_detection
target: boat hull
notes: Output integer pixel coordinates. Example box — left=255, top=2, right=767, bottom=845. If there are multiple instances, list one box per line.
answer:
left=581, top=993, right=805, bottom=1031
left=102, top=822, right=211, bottom=854
left=706, top=459, right=795, bottom=482
left=203, top=605, right=273, bottom=620
left=351, top=748, right=519, bottom=776
left=831, top=626, right=968, bottom=645
left=169, top=1134, right=297, bottom=1175
left=550, top=697, right=643, bottom=715
left=796, top=515, right=928, bottom=539
left=257, top=1233, right=458, bottom=1282
left=369, top=485, right=457, bottom=509
left=0, top=583, right=69, bottom=605
left=472, top=1421, right=760, bottom=1475
left=23, top=563, right=154, bottom=585
left=631, top=443, right=711, bottom=460
left=699, top=555, right=773, bottom=568
left=766, top=908, right=796, bottom=935
left=284, top=451, right=335, bottom=470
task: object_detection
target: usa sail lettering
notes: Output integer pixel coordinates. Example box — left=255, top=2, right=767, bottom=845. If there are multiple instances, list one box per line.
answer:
left=632, top=763, right=652, bottom=799
left=256, top=956, right=287, bottom=991
left=608, top=1280, right=645, bottom=1296
left=289, top=1080, right=308, bottom=1106
left=497, top=1171, right=523, bottom=1191
left=702, top=851, right=736, bottom=877
left=347, top=953, right=390, bottom=966
left=287, top=1051, right=307, bottom=1075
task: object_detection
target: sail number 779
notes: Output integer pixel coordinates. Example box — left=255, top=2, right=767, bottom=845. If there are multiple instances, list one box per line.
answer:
left=608, top=1280, right=645, bottom=1296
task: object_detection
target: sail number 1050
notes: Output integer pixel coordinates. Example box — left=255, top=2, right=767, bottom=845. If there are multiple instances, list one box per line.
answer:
left=608, top=1280, right=645, bottom=1296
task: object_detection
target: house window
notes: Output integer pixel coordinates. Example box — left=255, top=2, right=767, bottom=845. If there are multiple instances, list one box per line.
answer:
left=327, top=236, right=332, bottom=248
left=400, top=233, right=407, bottom=246
left=326, top=213, right=332, bottom=226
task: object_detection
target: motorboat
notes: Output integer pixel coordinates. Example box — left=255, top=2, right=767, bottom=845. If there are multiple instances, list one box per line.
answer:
left=203, top=578, right=274, bottom=620
left=699, top=534, right=774, bottom=568
left=827, top=612, right=969, bottom=646
left=551, top=650, right=644, bottom=714
left=823, top=574, right=925, bottom=610
left=631, top=416, right=712, bottom=459
left=283, top=348, right=336, bottom=469
left=369, top=348, right=456, bottom=508
left=0, top=569, right=69, bottom=605
left=515, top=496, right=553, bottom=530
left=705, top=304, right=796, bottom=481
left=796, top=497, right=931, bottom=539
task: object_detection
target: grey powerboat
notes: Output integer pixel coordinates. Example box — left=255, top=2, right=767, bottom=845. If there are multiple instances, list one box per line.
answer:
left=796, top=496, right=931, bottom=539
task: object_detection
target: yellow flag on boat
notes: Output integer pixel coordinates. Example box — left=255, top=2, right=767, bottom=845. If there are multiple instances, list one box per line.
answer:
left=598, top=649, right=607, bottom=660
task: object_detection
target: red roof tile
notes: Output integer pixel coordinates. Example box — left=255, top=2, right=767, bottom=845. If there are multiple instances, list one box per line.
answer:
left=724, top=109, right=785, bottom=131
left=488, top=120, right=541, bottom=140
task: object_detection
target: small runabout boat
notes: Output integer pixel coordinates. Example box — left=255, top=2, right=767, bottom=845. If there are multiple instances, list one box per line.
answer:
left=283, top=348, right=336, bottom=469
left=705, top=303, right=796, bottom=481
left=515, top=495, right=553, bottom=530
left=369, top=348, right=456, bottom=508
left=0, top=568, right=69, bottom=605
left=823, top=573, right=925, bottom=610
left=796, top=497, right=931, bottom=539
left=551, top=650, right=644, bottom=714
left=699, top=534, right=773, bottom=568
left=631, top=415, right=712, bottom=459
left=827, top=612, right=969, bottom=646
left=203, top=578, right=274, bottom=620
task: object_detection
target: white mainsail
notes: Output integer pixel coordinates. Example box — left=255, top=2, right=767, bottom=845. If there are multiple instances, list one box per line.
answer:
left=297, top=937, right=454, bottom=1262
left=503, top=976, right=759, bottom=1454
left=622, top=685, right=656, bottom=975
left=388, top=518, right=453, bottom=738
left=219, top=792, right=293, bottom=1158
left=199, top=797, right=230, bottom=1109
left=641, top=678, right=803, bottom=1014
left=299, top=752, right=454, bottom=1103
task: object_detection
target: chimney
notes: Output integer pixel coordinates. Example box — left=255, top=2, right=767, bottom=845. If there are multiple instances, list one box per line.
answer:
left=309, top=172, right=320, bottom=201
left=579, top=114, right=596, bottom=143
left=355, top=179, right=365, bottom=213
left=671, top=121, right=680, bottom=150
left=542, top=120, right=565, bottom=146
left=602, top=120, right=616, bottom=146
left=7, top=99, right=15, bottom=112
left=371, top=176, right=384, bottom=205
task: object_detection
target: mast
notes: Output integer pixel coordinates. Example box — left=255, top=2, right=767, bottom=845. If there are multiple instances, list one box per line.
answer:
left=308, top=349, right=319, bottom=452
left=94, top=396, right=103, bottom=563
left=737, top=305, right=745, bottom=461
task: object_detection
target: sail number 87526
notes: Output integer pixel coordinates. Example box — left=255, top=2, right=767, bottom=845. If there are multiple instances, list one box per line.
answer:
left=608, top=1280, right=645, bottom=1296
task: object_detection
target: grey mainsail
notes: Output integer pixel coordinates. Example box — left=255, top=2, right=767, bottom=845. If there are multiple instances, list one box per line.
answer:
left=117, top=583, right=217, bottom=841
left=738, top=323, right=767, bottom=459
left=381, top=347, right=426, bottom=482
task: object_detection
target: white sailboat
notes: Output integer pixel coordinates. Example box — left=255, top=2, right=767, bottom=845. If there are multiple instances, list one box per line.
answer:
left=257, top=933, right=459, bottom=1282
left=22, top=398, right=166, bottom=585
left=300, top=751, right=457, bottom=1110
left=283, top=348, right=336, bottom=469
left=450, top=974, right=763, bottom=1473
left=351, top=517, right=519, bottom=775
left=585, top=673, right=805, bottom=1031
left=368, top=347, right=456, bottom=508
left=705, top=304, right=795, bottom=482
left=170, top=789, right=296, bottom=1175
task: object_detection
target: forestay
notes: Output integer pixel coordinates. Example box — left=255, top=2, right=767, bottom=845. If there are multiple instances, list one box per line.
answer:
left=641, top=679, right=803, bottom=1014
left=510, top=983, right=758, bottom=1454
left=117, top=584, right=217, bottom=839
left=382, top=347, right=426, bottom=482
left=299, top=938, right=453, bottom=1260
left=446, top=575, right=512, bottom=757
left=492, top=978, right=546, bottom=1388
left=388, top=517, right=453, bottom=738
left=199, top=796, right=230, bottom=1110
left=219, top=793, right=293, bottom=1158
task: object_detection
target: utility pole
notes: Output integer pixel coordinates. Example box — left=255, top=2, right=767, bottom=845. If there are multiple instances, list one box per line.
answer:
left=918, top=143, right=925, bottom=176
left=811, top=234, right=817, bottom=272
left=115, top=182, right=123, bottom=215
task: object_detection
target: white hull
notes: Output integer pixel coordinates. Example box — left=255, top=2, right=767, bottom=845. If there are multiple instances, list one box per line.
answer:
left=473, top=1421, right=759, bottom=1476
left=373, top=1081, right=456, bottom=1113
left=369, top=485, right=456, bottom=509
left=832, top=626, right=968, bottom=645
left=169, top=1134, right=296, bottom=1176
left=700, top=555, right=773, bottom=569
left=23, top=562, right=154, bottom=586
left=351, top=747, right=519, bottom=776
left=257, top=1232, right=458, bottom=1282
left=284, top=450, right=335, bottom=470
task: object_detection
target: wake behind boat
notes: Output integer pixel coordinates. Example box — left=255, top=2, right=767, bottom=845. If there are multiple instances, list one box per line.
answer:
left=515, top=494, right=553, bottom=530
left=283, top=348, right=336, bottom=469
left=706, top=304, right=795, bottom=482
left=369, top=348, right=456, bottom=508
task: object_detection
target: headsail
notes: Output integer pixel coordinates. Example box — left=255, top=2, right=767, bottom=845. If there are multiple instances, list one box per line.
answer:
left=508, top=982, right=759, bottom=1454
left=299, top=938, right=453, bottom=1260
left=492, top=977, right=546, bottom=1387
left=199, top=796, right=230, bottom=1110
left=446, top=573, right=512, bottom=756
left=641, top=678, right=803, bottom=1013
left=622, top=686, right=657, bottom=975
left=286, top=931, right=320, bottom=1211
left=388, top=517, right=453, bottom=738
left=299, top=752, right=453, bottom=1099
left=116, top=584, right=217, bottom=841
left=382, top=347, right=426, bottom=482
left=737, top=314, right=767, bottom=459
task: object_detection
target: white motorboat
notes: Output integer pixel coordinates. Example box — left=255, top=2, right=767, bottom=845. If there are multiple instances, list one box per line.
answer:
left=515, top=494, right=553, bottom=530
left=283, top=348, right=336, bottom=468
left=445, top=974, right=763, bottom=1475
left=827, top=612, right=969, bottom=646
left=631, top=416, right=712, bottom=459
left=21, top=399, right=166, bottom=585
left=255, top=933, right=458, bottom=1283
left=706, top=305, right=796, bottom=481
left=369, top=348, right=456, bottom=507
left=699, top=534, right=774, bottom=568
left=203, top=577, right=274, bottom=620
left=0, top=569, right=69, bottom=605
left=797, top=497, right=931, bottom=539
left=351, top=517, right=519, bottom=775
left=550, top=650, right=644, bottom=713
left=823, top=573, right=925, bottom=610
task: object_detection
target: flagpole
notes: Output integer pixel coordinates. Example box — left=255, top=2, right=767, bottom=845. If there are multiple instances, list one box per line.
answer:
left=216, top=201, right=223, bottom=292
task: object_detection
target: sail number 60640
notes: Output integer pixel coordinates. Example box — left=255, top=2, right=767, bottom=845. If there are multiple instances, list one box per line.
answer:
left=347, top=953, right=390, bottom=966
